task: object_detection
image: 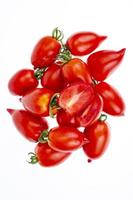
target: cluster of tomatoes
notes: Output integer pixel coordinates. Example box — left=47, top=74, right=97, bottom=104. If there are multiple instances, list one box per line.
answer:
left=7, top=28, right=125, bottom=167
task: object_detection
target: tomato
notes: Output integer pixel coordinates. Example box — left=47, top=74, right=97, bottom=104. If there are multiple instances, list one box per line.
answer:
left=76, top=95, right=103, bottom=127
left=21, top=88, right=54, bottom=116
left=8, top=69, right=38, bottom=96
left=95, top=82, right=125, bottom=116
left=83, top=119, right=110, bottom=159
left=41, top=63, right=65, bottom=92
left=33, top=143, right=71, bottom=167
left=31, top=36, right=61, bottom=69
left=62, top=58, right=92, bottom=84
left=57, top=109, right=80, bottom=127
left=7, top=109, right=48, bottom=142
left=48, top=126, right=86, bottom=152
left=87, top=48, right=126, bottom=81
left=66, top=32, right=107, bottom=56
left=59, top=82, right=95, bottom=115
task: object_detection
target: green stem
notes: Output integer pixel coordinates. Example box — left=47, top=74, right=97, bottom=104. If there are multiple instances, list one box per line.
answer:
left=27, top=152, right=38, bottom=164
left=99, top=114, right=107, bottom=122
left=49, top=93, right=60, bottom=118
left=34, top=67, right=46, bottom=79
left=38, top=130, right=49, bottom=143
left=52, top=27, right=64, bottom=41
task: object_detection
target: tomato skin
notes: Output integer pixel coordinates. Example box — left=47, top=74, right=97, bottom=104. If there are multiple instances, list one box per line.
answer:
left=87, top=48, right=126, bottom=81
left=95, top=82, right=125, bottom=116
left=59, top=82, right=95, bottom=116
left=8, top=69, right=38, bottom=96
left=66, top=32, right=107, bottom=56
left=62, top=58, right=92, bottom=84
left=76, top=95, right=103, bottom=127
left=35, top=143, right=71, bottom=167
left=57, top=109, right=80, bottom=128
left=41, top=63, right=65, bottom=92
left=83, top=120, right=110, bottom=159
left=21, top=88, right=54, bottom=116
left=48, top=126, right=85, bottom=152
left=31, top=36, right=61, bottom=69
left=7, top=109, right=48, bottom=142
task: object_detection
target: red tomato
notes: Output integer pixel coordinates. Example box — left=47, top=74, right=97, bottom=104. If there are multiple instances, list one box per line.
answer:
left=87, top=48, right=126, bottom=81
left=31, top=36, right=61, bottom=69
left=8, top=69, right=38, bottom=96
left=59, top=82, right=95, bottom=115
left=57, top=109, right=80, bottom=127
left=83, top=120, right=110, bottom=159
left=48, top=126, right=86, bottom=152
left=21, top=88, right=54, bottom=116
left=95, top=82, right=125, bottom=116
left=7, top=109, right=48, bottom=142
left=35, top=143, right=71, bottom=167
left=62, top=58, right=92, bottom=84
left=76, top=95, right=103, bottom=127
left=41, top=63, right=65, bottom=92
left=66, top=32, right=107, bottom=56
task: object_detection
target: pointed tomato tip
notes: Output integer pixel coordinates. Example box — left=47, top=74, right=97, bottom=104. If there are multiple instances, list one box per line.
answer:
left=119, top=48, right=126, bottom=55
left=100, top=35, right=107, bottom=41
left=120, top=112, right=125, bottom=116
left=6, top=108, right=15, bottom=115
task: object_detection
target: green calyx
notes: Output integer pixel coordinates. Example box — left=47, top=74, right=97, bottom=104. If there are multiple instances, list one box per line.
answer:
left=99, top=114, right=107, bottom=122
left=38, top=130, right=49, bottom=143
left=27, top=152, right=38, bottom=164
left=49, top=93, right=61, bottom=118
left=34, top=67, right=46, bottom=80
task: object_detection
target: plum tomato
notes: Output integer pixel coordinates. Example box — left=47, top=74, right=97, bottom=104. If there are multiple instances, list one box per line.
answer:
left=48, top=126, right=86, bottom=152
left=21, top=88, right=54, bottom=116
left=59, top=82, right=95, bottom=116
left=76, top=95, right=103, bottom=127
left=8, top=69, right=38, bottom=96
left=66, top=32, right=107, bottom=56
left=95, top=82, right=125, bottom=116
left=7, top=109, right=48, bottom=142
left=83, top=119, right=110, bottom=159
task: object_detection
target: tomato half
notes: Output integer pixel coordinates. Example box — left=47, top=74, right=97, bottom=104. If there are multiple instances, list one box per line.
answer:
left=35, top=143, right=71, bottom=167
left=22, top=88, right=54, bottom=116
left=66, top=32, right=107, bottom=56
left=62, top=58, right=92, bottom=84
left=31, top=36, right=61, bottom=68
left=7, top=109, right=48, bottom=142
left=59, top=82, right=95, bottom=115
left=48, top=126, right=86, bottom=152
left=83, top=119, right=110, bottom=159
left=76, top=95, right=103, bottom=127
left=8, top=69, right=38, bottom=96
left=95, top=82, right=125, bottom=116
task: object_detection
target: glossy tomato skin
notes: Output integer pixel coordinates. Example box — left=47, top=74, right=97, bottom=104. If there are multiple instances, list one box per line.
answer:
left=48, top=126, right=86, bottom=152
left=41, top=63, right=65, bottom=92
left=83, top=120, right=110, bottom=159
left=35, top=143, right=71, bottom=167
left=31, top=36, right=61, bottom=69
left=22, top=88, right=54, bottom=116
left=59, top=82, right=95, bottom=116
left=95, top=82, right=125, bottom=116
left=76, top=95, right=103, bottom=127
left=8, top=69, right=38, bottom=96
left=87, top=48, right=126, bottom=81
left=62, top=58, right=92, bottom=84
left=7, top=109, right=48, bottom=142
left=57, top=109, right=80, bottom=128
left=66, top=32, right=107, bottom=56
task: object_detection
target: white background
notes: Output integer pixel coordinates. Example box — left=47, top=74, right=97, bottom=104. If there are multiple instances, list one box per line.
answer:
left=0, top=0, right=133, bottom=199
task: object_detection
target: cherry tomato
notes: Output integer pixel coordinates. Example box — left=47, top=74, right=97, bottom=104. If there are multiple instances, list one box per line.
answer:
left=8, top=69, right=38, bottom=96
left=76, top=95, right=103, bottom=127
left=21, top=88, right=54, bottom=116
left=62, top=58, right=92, bottom=84
left=95, top=82, right=125, bottom=116
left=66, top=32, right=107, bottom=56
left=41, top=63, right=65, bottom=92
left=87, top=48, right=126, bottom=81
left=34, top=143, right=71, bottom=167
left=48, top=126, right=86, bottom=152
left=59, top=82, right=95, bottom=115
left=7, top=109, right=48, bottom=142
left=57, top=109, right=80, bottom=127
left=31, top=36, right=61, bottom=69
left=83, top=119, right=110, bottom=159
